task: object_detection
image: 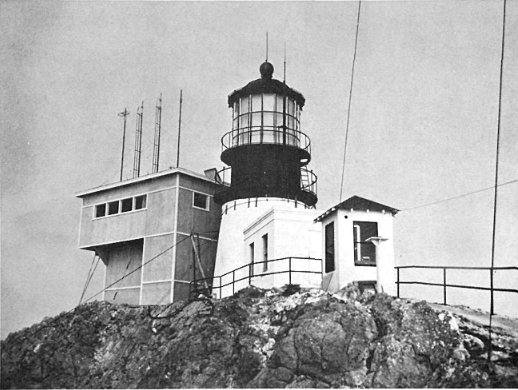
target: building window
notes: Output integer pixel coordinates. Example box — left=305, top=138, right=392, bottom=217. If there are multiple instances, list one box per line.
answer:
left=249, top=243, right=255, bottom=282
left=325, top=222, right=335, bottom=273
left=108, top=201, right=119, bottom=215
left=121, top=198, right=133, bottom=213
left=95, top=204, right=106, bottom=218
left=262, top=234, right=268, bottom=272
left=353, top=221, right=378, bottom=266
left=93, top=194, right=147, bottom=219
left=135, top=195, right=146, bottom=210
left=193, top=192, right=209, bottom=210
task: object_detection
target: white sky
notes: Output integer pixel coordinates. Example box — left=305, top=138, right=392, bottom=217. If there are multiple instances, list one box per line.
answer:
left=2, top=0, right=517, bottom=338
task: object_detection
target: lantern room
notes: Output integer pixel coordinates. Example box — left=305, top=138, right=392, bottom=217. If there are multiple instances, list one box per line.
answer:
left=215, top=61, right=317, bottom=207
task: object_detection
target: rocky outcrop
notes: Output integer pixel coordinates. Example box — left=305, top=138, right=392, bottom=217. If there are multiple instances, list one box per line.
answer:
left=2, top=285, right=517, bottom=388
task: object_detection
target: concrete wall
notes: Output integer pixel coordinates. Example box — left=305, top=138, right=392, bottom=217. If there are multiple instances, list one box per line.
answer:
left=321, top=209, right=396, bottom=295
left=78, top=177, right=176, bottom=249
left=78, top=170, right=222, bottom=306
left=244, top=208, right=322, bottom=291
left=214, top=199, right=321, bottom=298
left=104, top=239, right=143, bottom=305
left=214, top=198, right=310, bottom=298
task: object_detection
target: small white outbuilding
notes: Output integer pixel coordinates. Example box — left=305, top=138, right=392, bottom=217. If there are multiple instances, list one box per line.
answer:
left=315, top=195, right=399, bottom=295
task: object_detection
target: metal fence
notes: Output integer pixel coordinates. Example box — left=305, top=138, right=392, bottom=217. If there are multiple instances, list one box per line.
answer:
left=190, top=257, right=322, bottom=299
left=395, top=265, right=518, bottom=313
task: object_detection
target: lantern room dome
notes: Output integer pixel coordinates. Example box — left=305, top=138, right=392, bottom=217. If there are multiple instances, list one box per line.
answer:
left=227, top=62, right=305, bottom=108
left=260, top=61, right=274, bottom=79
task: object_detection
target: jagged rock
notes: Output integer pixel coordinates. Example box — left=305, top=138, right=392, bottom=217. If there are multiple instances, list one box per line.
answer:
left=2, top=287, right=517, bottom=388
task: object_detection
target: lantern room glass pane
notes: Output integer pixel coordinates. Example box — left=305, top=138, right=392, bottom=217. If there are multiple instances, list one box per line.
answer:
left=288, top=99, right=295, bottom=116
left=251, top=95, right=261, bottom=112
left=263, top=112, right=274, bottom=129
left=276, top=113, right=284, bottom=129
left=239, top=114, right=249, bottom=129
left=240, top=96, right=249, bottom=113
left=263, top=94, right=275, bottom=112
left=252, top=113, right=261, bottom=128
left=276, top=95, right=284, bottom=112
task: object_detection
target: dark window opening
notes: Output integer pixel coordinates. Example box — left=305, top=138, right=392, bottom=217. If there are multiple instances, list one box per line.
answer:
left=121, top=198, right=133, bottom=213
left=262, top=234, right=268, bottom=272
left=325, top=222, right=335, bottom=273
left=249, top=243, right=255, bottom=282
left=135, top=195, right=147, bottom=210
left=108, top=201, right=119, bottom=215
left=193, top=192, right=209, bottom=210
left=95, top=204, right=106, bottom=218
left=353, top=221, right=378, bottom=266
left=357, top=281, right=377, bottom=294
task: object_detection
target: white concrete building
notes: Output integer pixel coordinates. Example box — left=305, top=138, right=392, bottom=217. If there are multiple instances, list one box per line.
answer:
left=212, top=199, right=321, bottom=298
left=316, top=196, right=399, bottom=295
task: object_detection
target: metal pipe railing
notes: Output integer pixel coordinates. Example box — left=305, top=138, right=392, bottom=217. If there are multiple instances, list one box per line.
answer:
left=190, top=257, right=322, bottom=298
left=221, top=128, right=312, bottom=155
left=395, top=265, right=518, bottom=309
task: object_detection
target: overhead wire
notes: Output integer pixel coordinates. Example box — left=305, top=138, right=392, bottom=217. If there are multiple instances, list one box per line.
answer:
left=82, top=235, right=191, bottom=305
left=339, top=0, right=362, bottom=202
left=79, top=254, right=101, bottom=305
left=399, top=179, right=517, bottom=212
left=6, top=234, right=194, bottom=350
left=79, top=253, right=97, bottom=305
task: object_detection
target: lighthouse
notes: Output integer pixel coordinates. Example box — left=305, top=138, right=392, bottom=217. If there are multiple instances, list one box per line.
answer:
left=214, top=61, right=317, bottom=207
left=212, top=61, right=322, bottom=297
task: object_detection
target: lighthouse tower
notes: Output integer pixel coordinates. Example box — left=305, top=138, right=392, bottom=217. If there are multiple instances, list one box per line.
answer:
left=214, top=61, right=317, bottom=207
left=212, top=61, right=322, bottom=297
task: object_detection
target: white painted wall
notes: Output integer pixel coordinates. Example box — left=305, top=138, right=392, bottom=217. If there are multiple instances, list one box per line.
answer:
left=214, top=198, right=306, bottom=297
left=321, top=209, right=396, bottom=295
left=213, top=198, right=321, bottom=297
left=242, top=208, right=322, bottom=292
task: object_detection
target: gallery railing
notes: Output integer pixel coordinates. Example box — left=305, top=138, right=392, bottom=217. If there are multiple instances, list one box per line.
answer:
left=190, top=256, right=322, bottom=298
left=221, top=128, right=312, bottom=155
left=215, top=166, right=317, bottom=195
left=395, top=265, right=518, bottom=313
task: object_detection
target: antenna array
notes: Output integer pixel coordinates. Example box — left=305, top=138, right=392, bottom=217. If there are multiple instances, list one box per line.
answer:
left=133, top=102, right=144, bottom=178
left=176, top=90, right=183, bottom=168
left=118, top=108, right=129, bottom=181
left=152, top=94, right=163, bottom=173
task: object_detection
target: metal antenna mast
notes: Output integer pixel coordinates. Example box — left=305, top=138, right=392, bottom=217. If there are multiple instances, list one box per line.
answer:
left=152, top=94, right=162, bottom=173
left=176, top=90, right=183, bottom=168
left=118, top=108, right=129, bottom=181
left=133, top=102, right=144, bottom=178
left=266, top=32, right=269, bottom=61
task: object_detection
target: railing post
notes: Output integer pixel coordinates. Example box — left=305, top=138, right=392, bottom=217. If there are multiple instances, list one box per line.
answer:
left=396, top=268, right=400, bottom=298
left=289, top=257, right=292, bottom=285
left=443, top=268, right=447, bottom=305
left=232, top=270, right=235, bottom=295
left=220, top=276, right=222, bottom=298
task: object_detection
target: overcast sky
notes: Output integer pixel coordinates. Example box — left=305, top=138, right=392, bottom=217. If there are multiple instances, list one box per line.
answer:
left=2, top=0, right=517, bottom=339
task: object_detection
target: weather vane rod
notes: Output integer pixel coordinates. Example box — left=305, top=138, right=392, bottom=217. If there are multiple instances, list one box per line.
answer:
left=283, top=43, right=287, bottom=82
left=266, top=32, right=269, bottom=62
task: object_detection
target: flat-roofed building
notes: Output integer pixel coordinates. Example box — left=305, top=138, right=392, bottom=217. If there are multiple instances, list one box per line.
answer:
left=77, top=167, right=222, bottom=305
